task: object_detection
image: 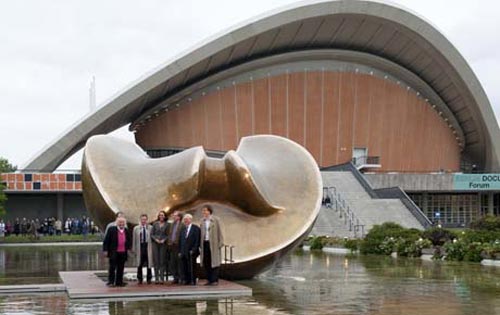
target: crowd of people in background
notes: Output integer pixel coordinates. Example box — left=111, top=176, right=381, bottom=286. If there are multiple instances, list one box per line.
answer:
left=0, top=216, right=100, bottom=238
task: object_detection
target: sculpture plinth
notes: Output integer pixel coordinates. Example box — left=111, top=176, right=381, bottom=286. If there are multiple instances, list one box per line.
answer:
left=82, top=135, right=322, bottom=279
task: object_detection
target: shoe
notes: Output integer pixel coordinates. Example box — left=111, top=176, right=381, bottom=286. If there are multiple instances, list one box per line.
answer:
left=116, top=283, right=128, bottom=287
left=211, top=282, right=219, bottom=286
left=138, top=280, right=143, bottom=285
left=204, top=282, right=212, bottom=286
left=106, top=283, right=115, bottom=287
left=147, top=280, right=152, bottom=285
left=172, top=279, right=179, bottom=284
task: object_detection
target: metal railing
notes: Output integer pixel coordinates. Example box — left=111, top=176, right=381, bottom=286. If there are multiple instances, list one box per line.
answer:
left=221, top=244, right=235, bottom=280
left=323, top=186, right=365, bottom=238
left=374, top=187, right=433, bottom=229
left=352, top=156, right=380, bottom=168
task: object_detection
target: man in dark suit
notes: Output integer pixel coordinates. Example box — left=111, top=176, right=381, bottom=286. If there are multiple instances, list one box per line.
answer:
left=103, top=217, right=132, bottom=287
left=167, top=211, right=183, bottom=284
left=179, top=213, right=200, bottom=285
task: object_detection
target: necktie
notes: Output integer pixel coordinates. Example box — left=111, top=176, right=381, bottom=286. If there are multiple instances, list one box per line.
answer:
left=170, top=222, right=178, bottom=242
left=142, top=226, right=146, bottom=243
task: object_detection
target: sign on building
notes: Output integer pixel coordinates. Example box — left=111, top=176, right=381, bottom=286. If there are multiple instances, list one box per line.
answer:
left=453, top=174, right=500, bottom=190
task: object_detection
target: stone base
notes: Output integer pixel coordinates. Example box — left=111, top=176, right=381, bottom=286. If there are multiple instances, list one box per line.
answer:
left=59, top=268, right=252, bottom=300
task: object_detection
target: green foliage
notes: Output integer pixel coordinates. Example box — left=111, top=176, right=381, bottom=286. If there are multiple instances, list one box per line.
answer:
left=309, top=236, right=324, bottom=250
left=443, top=240, right=486, bottom=262
left=359, top=222, right=423, bottom=255
left=469, top=215, right=500, bottom=231
left=343, top=239, right=360, bottom=253
left=0, top=157, right=16, bottom=173
left=464, top=242, right=485, bottom=262
left=482, top=241, right=500, bottom=259
left=440, top=227, right=500, bottom=262
left=0, top=182, right=6, bottom=217
left=0, top=156, right=15, bottom=217
left=422, top=227, right=457, bottom=246
left=396, top=238, right=432, bottom=257
left=459, top=229, right=500, bottom=243
left=443, top=240, right=467, bottom=261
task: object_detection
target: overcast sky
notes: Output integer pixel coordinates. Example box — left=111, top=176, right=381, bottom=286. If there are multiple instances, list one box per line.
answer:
left=0, top=0, right=498, bottom=170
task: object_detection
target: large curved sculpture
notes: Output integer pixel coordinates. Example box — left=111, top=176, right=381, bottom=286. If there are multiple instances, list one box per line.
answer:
left=82, top=134, right=322, bottom=279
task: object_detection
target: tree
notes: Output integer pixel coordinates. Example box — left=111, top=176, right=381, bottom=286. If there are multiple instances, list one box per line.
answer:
left=0, top=157, right=16, bottom=173
left=0, top=157, right=15, bottom=217
left=0, top=182, right=6, bottom=217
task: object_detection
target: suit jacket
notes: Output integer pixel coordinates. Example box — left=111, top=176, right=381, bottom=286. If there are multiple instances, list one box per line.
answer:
left=103, top=226, right=132, bottom=259
left=132, top=224, right=153, bottom=266
left=179, top=224, right=200, bottom=257
left=166, top=220, right=183, bottom=247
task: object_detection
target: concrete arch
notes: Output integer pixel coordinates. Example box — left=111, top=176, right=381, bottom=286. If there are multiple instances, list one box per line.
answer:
left=23, top=0, right=500, bottom=171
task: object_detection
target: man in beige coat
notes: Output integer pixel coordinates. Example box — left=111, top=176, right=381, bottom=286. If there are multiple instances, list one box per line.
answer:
left=200, top=205, right=224, bottom=285
left=132, top=214, right=153, bottom=284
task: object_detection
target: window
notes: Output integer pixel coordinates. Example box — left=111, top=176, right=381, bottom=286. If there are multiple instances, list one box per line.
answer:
left=24, top=174, right=32, bottom=182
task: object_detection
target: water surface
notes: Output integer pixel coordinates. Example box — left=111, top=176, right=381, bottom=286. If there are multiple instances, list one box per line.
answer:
left=0, top=246, right=498, bottom=314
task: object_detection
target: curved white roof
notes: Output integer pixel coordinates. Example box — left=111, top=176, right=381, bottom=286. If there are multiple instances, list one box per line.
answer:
left=23, top=0, right=500, bottom=172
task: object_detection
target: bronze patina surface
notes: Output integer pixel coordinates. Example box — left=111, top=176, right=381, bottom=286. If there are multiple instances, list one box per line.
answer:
left=82, top=135, right=322, bottom=279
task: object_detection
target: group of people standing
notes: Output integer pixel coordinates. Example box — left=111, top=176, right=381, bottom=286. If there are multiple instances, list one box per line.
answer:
left=102, top=205, right=224, bottom=287
left=0, top=216, right=99, bottom=238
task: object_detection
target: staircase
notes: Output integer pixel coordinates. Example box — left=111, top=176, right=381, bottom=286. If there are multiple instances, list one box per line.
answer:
left=311, top=206, right=354, bottom=238
left=311, top=163, right=430, bottom=238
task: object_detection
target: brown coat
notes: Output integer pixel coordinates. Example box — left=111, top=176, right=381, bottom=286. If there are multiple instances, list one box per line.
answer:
left=200, top=216, right=224, bottom=268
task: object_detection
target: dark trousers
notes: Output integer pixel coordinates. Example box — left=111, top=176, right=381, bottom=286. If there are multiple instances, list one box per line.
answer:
left=203, top=241, right=219, bottom=283
left=168, top=245, right=181, bottom=281
left=181, top=252, right=197, bottom=285
left=137, top=243, right=152, bottom=283
left=109, top=252, right=127, bottom=285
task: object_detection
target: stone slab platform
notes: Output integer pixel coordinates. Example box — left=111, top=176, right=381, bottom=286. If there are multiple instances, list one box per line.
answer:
left=0, top=283, right=66, bottom=295
left=59, top=269, right=252, bottom=300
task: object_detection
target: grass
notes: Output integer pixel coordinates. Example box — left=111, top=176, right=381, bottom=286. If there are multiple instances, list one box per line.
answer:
left=0, top=234, right=103, bottom=243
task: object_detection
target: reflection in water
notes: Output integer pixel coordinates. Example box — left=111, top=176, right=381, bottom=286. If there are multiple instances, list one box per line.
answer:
left=0, top=245, right=107, bottom=284
left=0, top=246, right=499, bottom=314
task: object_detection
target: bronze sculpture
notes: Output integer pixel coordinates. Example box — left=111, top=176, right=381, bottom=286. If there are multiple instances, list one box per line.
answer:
left=82, top=134, right=322, bottom=279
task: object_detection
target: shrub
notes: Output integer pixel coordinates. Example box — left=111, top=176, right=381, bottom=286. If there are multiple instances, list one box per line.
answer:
left=470, top=215, right=500, bottom=231
left=359, top=222, right=422, bottom=255
left=309, top=236, right=324, bottom=250
left=396, top=238, right=432, bottom=257
left=344, top=239, right=360, bottom=253
left=463, top=242, right=485, bottom=262
left=483, top=241, right=500, bottom=259
left=422, top=227, right=457, bottom=246
left=443, top=240, right=466, bottom=261
left=460, top=229, right=500, bottom=243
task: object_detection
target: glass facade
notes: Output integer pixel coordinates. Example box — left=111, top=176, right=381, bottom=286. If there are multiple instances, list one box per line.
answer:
left=408, top=193, right=485, bottom=227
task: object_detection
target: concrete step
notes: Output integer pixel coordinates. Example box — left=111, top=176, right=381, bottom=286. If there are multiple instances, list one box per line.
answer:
left=350, top=199, right=423, bottom=232
left=322, top=172, right=371, bottom=200
left=310, top=206, right=357, bottom=238
left=320, top=170, right=425, bottom=235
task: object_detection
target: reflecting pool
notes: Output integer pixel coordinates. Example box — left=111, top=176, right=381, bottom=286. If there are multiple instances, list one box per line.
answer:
left=0, top=245, right=499, bottom=314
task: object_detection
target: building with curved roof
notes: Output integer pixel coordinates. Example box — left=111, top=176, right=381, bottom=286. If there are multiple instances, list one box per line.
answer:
left=4, top=0, right=499, bottom=229
left=22, top=0, right=500, bottom=174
